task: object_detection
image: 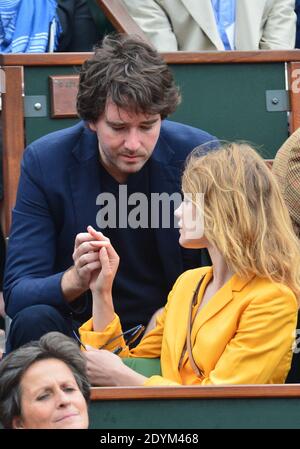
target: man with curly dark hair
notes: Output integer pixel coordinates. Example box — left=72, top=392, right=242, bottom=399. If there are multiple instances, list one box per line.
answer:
left=4, top=34, right=215, bottom=352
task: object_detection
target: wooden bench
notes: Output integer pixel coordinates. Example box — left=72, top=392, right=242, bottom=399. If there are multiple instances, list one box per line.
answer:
left=89, top=384, right=300, bottom=428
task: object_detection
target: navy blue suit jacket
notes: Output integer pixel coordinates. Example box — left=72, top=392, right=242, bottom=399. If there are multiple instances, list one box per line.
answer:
left=4, top=120, right=214, bottom=320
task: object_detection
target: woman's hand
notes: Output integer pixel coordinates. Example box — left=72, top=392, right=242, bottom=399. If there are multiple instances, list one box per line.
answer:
left=85, top=226, right=119, bottom=331
left=87, top=226, right=119, bottom=295
left=84, top=347, right=146, bottom=386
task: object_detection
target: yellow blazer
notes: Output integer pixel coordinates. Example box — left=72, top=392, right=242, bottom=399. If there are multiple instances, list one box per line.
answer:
left=123, top=0, right=296, bottom=51
left=80, top=267, right=298, bottom=386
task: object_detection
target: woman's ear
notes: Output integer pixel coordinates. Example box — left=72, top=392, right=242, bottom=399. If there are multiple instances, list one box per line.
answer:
left=12, top=416, right=24, bottom=429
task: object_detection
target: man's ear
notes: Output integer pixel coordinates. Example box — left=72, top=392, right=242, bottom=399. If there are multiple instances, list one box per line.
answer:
left=12, top=416, right=25, bottom=429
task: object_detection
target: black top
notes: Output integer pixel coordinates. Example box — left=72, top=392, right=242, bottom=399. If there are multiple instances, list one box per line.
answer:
left=98, top=161, right=169, bottom=331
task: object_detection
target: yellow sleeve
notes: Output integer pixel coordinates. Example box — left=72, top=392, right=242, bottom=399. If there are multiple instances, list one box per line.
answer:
left=79, top=305, right=167, bottom=358
left=79, top=270, right=186, bottom=362
left=201, top=289, right=297, bottom=385
left=79, top=314, right=124, bottom=351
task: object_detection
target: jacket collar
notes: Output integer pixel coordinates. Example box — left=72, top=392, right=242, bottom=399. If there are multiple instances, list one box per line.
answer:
left=194, top=271, right=255, bottom=331
left=151, top=126, right=175, bottom=165
left=148, top=131, right=184, bottom=284
left=149, top=159, right=183, bottom=284
left=71, top=123, right=98, bottom=162
left=69, top=124, right=100, bottom=232
left=181, top=0, right=224, bottom=49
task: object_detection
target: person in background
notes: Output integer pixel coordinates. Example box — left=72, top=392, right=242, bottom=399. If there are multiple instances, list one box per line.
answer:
left=273, top=127, right=300, bottom=238
left=56, top=0, right=108, bottom=52
left=0, top=332, right=90, bottom=429
left=123, top=0, right=296, bottom=51
left=273, top=127, right=300, bottom=383
left=79, top=143, right=299, bottom=386
left=0, top=0, right=61, bottom=53
left=4, top=34, right=215, bottom=353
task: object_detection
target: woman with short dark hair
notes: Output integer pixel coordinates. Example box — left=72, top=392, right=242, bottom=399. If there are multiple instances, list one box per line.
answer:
left=0, top=332, right=90, bottom=429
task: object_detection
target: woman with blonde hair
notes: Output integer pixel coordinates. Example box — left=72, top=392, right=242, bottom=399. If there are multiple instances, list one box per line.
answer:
left=79, top=143, right=300, bottom=386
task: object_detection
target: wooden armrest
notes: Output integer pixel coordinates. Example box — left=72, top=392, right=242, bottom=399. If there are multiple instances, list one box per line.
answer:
left=95, top=0, right=149, bottom=40
left=90, top=384, right=300, bottom=400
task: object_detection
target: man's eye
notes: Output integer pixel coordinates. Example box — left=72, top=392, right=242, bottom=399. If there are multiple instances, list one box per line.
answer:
left=140, top=125, right=153, bottom=130
left=111, top=126, right=125, bottom=131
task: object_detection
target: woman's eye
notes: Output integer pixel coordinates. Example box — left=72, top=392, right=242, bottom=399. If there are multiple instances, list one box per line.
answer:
left=64, top=387, right=76, bottom=393
left=37, top=393, right=49, bottom=401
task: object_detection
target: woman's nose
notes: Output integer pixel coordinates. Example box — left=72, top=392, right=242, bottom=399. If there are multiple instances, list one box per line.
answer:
left=174, top=202, right=183, bottom=218
left=56, top=390, right=71, bottom=407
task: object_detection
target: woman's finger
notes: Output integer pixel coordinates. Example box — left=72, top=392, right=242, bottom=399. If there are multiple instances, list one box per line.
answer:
left=99, top=247, right=110, bottom=273
left=105, top=242, right=119, bottom=261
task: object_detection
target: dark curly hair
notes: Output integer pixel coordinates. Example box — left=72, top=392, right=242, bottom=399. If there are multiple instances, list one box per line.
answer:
left=0, top=332, right=90, bottom=429
left=77, top=33, right=181, bottom=122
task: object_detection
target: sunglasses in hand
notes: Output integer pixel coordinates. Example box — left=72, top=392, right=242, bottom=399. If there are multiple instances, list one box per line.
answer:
left=73, top=324, right=145, bottom=354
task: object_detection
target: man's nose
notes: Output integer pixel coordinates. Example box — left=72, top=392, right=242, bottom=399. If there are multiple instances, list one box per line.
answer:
left=125, top=129, right=140, bottom=151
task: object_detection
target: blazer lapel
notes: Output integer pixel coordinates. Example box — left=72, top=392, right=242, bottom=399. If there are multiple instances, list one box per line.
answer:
left=193, top=272, right=255, bottom=333
left=181, top=0, right=224, bottom=49
left=150, top=138, right=184, bottom=286
left=150, top=161, right=184, bottom=284
left=69, top=128, right=102, bottom=233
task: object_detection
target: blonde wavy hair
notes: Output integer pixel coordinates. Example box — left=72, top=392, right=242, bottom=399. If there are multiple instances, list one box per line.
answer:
left=182, top=142, right=300, bottom=298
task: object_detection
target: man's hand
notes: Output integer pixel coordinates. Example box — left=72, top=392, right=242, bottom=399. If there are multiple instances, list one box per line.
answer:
left=61, top=229, right=110, bottom=303
left=84, top=347, right=146, bottom=386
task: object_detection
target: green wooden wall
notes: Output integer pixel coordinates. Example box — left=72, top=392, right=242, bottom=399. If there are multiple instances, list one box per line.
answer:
left=89, top=396, right=300, bottom=429
left=24, top=62, right=288, bottom=159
